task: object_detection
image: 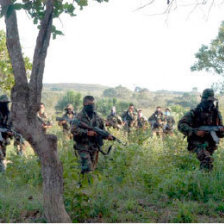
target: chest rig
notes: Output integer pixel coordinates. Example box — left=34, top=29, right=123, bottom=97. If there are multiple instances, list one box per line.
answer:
left=193, top=107, right=219, bottom=127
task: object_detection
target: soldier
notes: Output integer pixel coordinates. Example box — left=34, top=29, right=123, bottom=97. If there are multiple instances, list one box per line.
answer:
left=148, top=106, right=164, bottom=137
left=178, top=89, right=224, bottom=171
left=106, top=106, right=123, bottom=130
left=13, top=134, right=26, bottom=156
left=122, top=104, right=138, bottom=133
left=137, top=109, right=148, bottom=130
left=0, top=95, right=13, bottom=172
left=71, top=96, right=113, bottom=174
left=163, top=108, right=175, bottom=136
left=58, top=104, right=76, bottom=139
left=37, top=103, right=52, bottom=133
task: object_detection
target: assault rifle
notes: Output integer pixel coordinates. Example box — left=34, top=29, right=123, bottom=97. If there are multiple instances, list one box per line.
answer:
left=195, top=126, right=224, bottom=145
left=73, top=119, right=126, bottom=146
left=0, top=127, right=25, bottom=144
left=56, top=117, right=74, bottom=124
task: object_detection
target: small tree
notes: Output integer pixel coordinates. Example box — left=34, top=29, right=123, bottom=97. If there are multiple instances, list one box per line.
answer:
left=56, top=91, right=82, bottom=112
left=0, top=0, right=108, bottom=222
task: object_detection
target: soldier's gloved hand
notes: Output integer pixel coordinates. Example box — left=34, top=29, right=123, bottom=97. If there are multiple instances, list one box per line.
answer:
left=87, top=131, right=97, bottom=136
left=107, top=135, right=114, bottom=141
left=195, top=130, right=206, bottom=137
left=219, top=127, right=224, bottom=132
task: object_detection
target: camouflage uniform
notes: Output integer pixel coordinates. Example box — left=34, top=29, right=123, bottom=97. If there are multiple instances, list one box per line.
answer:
left=178, top=89, right=224, bottom=170
left=163, top=109, right=175, bottom=136
left=0, top=95, right=12, bottom=172
left=137, top=110, right=148, bottom=130
left=14, top=134, right=26, bottom=156
left=71, top=109, right=106, bottom=174
left=148, top=111, right=164, bottom=137
left=59, top=104, right=76, bottom=139
left=37, top=111, right=52, bottom=133
left=106, top=114, right=123, bottom=130
left=122, top=110, right=138, bottom=132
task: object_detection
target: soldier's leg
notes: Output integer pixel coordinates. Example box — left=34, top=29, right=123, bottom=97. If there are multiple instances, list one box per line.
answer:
left=14, top=138, right=23, bottom=156
left=195, top=146, right=214, bottom=170
left=78, top=150, right=92, bottom=174
left=0, top=144, right=6, bottom=172
left=91, top=150, right=99, bottom=170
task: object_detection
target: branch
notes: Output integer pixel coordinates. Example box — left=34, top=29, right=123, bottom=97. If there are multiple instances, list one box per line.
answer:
left=29, top=0, right=54, bottom=113
left=1, top=0, right=28, bottom=87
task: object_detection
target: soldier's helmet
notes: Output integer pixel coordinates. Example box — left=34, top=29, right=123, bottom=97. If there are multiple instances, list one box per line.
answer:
left=201, top=88, right=216, bottom=101
left=0, top=95, right=10, bottom=102
left=65, top=104, right=74, bottom=110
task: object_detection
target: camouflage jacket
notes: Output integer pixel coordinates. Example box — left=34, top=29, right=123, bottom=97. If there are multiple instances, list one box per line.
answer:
left=178, top=104, right=224, bottom=146
left=148, top=112, right=164, bottom=129
left=122, top=111, right=138, bottom=127
left=164, top=116, right=175, bottom=130
left=37, top=112, right=52, bottom=126
left=137, top=116, right=148, bottom=128
left=71, top=109, right=105, bottom=151
left=61, top=112, right=76, bottom=131
left=106, top=114, right=123, bottom=129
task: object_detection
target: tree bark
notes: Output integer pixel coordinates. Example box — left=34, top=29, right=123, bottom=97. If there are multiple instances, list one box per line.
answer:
left=1, top=0, right=71, bottom=222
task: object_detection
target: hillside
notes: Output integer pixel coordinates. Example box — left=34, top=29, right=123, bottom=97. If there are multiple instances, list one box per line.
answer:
left=43, top=83, right=109, bottom=96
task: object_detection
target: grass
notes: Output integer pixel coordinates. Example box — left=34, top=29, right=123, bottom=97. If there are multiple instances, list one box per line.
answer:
left=1, top=125, right=224, bottom=222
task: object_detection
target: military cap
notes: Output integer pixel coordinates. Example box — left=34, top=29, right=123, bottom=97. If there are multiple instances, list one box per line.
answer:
left=65, top=104, right=74, bottom=110
left=201, top=88, right=216, bottom=101
left=165, top=107, right=171, bottom=111
left=0, top=95, right=10, bottom=102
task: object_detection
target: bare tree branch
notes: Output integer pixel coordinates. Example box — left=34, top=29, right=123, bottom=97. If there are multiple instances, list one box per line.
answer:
left=29, top=0, right=54, bottom=114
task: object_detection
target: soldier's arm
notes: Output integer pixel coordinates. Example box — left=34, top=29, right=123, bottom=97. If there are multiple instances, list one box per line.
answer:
left=178, top=111, right=195, bottom=136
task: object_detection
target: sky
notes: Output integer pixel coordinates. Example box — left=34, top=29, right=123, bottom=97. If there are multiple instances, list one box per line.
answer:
left=1, top=0, right=224, bottom=92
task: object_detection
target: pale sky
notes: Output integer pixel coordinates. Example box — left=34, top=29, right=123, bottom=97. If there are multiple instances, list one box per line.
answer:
left=1, top=0, right=224, bottom=92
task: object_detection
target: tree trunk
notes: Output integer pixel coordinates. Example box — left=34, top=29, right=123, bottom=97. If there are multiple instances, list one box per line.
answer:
left=1, top=0, right=72, bottom=222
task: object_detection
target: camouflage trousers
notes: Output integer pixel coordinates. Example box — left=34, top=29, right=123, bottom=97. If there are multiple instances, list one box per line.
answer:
left=14, top=138, right=26, bottom=156
left=75, top=145, right=99, bottom=174
left=0, top=143, right=6, bottom=172
left=188, top=142, right=216, bottom=171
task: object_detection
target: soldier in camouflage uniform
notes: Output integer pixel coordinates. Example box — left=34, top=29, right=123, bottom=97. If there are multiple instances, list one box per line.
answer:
left=58, top=104, right=76, bottom=139
left=137, top=109, right=148, bottom=130
left=106, top=106, right=123, bottom=130
left=71, top=96, right=113, bottom=174
left=122, top=104, right=138, bottom=133
left=13, top=134, right=26, bottom=156
left=0, top=95, right=13, bottom=172
left=163, top=108, right=175, bottom=136
left=37, top=103, right=52, bottom=133
left=178, top=89, right=224, bottom=171
left=148, top=106, right=164, bottom=137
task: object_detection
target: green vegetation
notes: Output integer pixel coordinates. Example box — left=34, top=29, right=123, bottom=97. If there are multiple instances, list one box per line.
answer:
left=2, top=119, right=224, bottom=222
left=0, top=30, right=32, bottom=93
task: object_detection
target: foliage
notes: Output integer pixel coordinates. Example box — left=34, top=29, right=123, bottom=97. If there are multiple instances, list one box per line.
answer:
left=0, top=0, right=108, bottom=39
left=0, top=30, right=32, bottom=93
left=191, top=21, right=224, bottom=76
left=103, top=85, right=133, bottom=99
left=2, top=121, right=224, bottom=222
left=96, top=97, right=131, bottom=116
left=55, top=91, right=82, bottom=112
